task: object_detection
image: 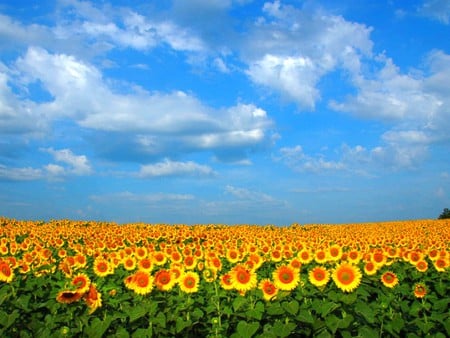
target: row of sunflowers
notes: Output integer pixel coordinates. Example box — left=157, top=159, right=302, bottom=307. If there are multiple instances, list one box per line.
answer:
left=0, top=217, right=449, bottom=337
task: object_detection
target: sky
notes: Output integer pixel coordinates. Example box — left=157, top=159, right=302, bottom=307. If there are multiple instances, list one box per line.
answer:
left=0, top=0, right=449, bottom=225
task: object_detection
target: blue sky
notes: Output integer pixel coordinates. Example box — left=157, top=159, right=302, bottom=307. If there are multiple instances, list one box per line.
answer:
left=0, top=0, right=449, bottom=225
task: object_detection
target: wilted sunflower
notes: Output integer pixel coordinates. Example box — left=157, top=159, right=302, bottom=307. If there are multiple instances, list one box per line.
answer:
left=56, top=290, right=83, bottom=304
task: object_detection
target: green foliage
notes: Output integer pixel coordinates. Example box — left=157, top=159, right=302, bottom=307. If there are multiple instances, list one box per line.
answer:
left=438, top=208, right=450, bottom=219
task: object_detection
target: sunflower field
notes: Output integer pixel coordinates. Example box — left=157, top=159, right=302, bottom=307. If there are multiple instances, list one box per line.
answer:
left=0, top=217, right=449, bottom=337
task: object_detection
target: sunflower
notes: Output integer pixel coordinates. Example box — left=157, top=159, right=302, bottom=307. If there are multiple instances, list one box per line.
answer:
left=298, top=249, right=313, bottom=264
left=413, top=283, right=427, bottom=298
left=56, top=290, right=83, bottom=304
left=219, top=273, right=234, bottom=290
left=332, top=263, right=362, bottom=293
left=179, top=271, right=200, bottom=294
left=84, top=283, right=102, bottom=314
left=138, top=258, right=153, bottom=272
left=131, top=271, right=154, bottom=295
left=371, top=251, right=387, bottom=268
left=433, top=258, right=447, bottom=272
left=289, top=258, right=302, bottom=270
left=0, top=261, right=14, bottom=283
left=93, top=258, right=112, bottom=277
left=153, top=251, right=167, bottom=266
left=259, top=279, right=278, bottom=301
left=230, top=265, right=257, bottom=292
left=154, top=269, right=176, bottom=291
left=415, top=260, right=428, bottom=272
left=71, top=273, right=91, bottom=294
left=226, top=249, right=241, bottom=264
left=273, top=265, right=300, bottom=291
left=314, top=249, right=328, bottom=264
left=347, top=250, right=361, bottom=264
left=328, top=244, right=342, bottom=261
left=270, top=250, right=283, bottom=262
left=363, top=261, right=377, bottom=276
left=183, top=256, right=197, bottom=270
left=380, top=271, right=398, bottom=288
left=308, top=266, right=330, bottom=288
left=122, top=256, right=137, bottom=271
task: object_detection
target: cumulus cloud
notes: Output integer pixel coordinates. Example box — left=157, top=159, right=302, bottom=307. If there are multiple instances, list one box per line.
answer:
left=277, top=145, right=345, bottom=173
left=241, top=1, right=373, bottom=109
left=90, top=191, right=195, bottom=203
left=11, top=47, right=273, bottom=162
left=224, top=185, right=274, bottom=201
left=418, top=0, right=450, bottom=24
left=0, top=165, right=43, bottom=181
left=137, top=159, right=215, bottom=178
left=43, top=148, right=92, bottom=176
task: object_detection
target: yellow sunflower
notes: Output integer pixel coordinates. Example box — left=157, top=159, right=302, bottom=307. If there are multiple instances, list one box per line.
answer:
left=308, top=266, right=330, bottom=288
left=179, top=271, right=200, bottom=294
left=71, top=273, right=91, bottom=294
left=380, top=271, right=398, bottom=288
left=131, top=271, right=154, bottom=295
left=259, top=279, right=278, bottom=301
left=332, top=263, right=362, bottom=293
left=230, top=265, right=257, bottom=292
left=272, top=265, right=300, bottom=291
left=0, top=261, right=14, bottom=283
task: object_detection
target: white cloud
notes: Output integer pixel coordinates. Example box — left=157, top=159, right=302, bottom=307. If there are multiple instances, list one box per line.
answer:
left=137, top=159, right=215, bottom=178
left=277, top=145, right=345, bottom=173
left=329, top=56, right=441, bottom=125
left=44, top=148, right=92, bottom=175
left=90, top=191, right=195, bottom=203
left=240, top=1, right=373, bottom=108
left=247, top=54, right=320, bottom=109
left=12, top=47, right=273, bottom=162
left=0, top=165, right=43, bottom=181
left=418, top=0, right=450, bottom=24
left=224, top=185, right=274, bottom=201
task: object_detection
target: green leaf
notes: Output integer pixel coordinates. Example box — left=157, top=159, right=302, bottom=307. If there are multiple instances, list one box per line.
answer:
left=283, top=300, right=299, bottom=316
left=0, top=310, right=20, bottom=330
left=233, top=296, right=248, bottom=312
left=415, top=318, right=434, bottom=335
left=340, top=293, right=357, bottom=305
left=319, top=301, right=339, bottom=318
left=131, top=328, right=152, bottom=338
left=273, top=320, right=296, bottom=338
left=236, top=321, right=259, bottom=338
left=338, top=314, right=354, bottom=330
left=176, top=317, right=192, bottom=333
left=153, top=312, right=166, bottom=329
left=297, top=310, right=314, bottom=324
left=15, top=294, right=31, bottom=311
left=355, top=302, right=375, bottom=324
left=84, top=316, right=115, bottom=338
left=266, top=303, right=284, bottom=315
left=325, top=314, right=340, bottom=334
left=114, top=327, right=130, bottom=338
left=433, top=298, right=450, bottom=312
left=358, top=326, right=379, bottom=337
left=128, top=305, right=148, bottom=323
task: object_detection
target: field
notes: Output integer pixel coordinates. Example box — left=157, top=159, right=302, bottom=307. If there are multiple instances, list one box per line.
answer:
left=0, top=217, right=449, bottom=337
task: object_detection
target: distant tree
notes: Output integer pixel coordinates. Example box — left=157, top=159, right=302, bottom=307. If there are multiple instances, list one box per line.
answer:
left=438, top=208, right=450, bottom=219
